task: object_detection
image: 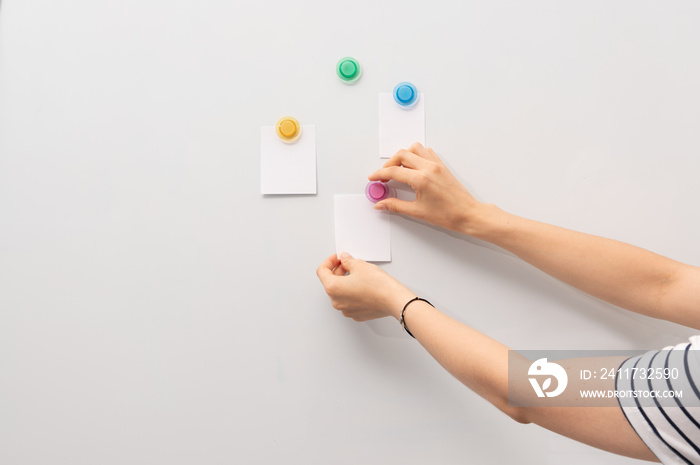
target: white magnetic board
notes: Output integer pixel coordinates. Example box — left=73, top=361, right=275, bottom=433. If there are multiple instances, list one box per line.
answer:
left=1, top=1, right=699, bottom=463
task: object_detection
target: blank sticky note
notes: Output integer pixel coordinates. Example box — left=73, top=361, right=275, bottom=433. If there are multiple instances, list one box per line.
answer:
left=260, top=125, right=316, bottom=194
left=334, top=194, right=391, bottom=262
left=378, top=93, right=425, bottom=159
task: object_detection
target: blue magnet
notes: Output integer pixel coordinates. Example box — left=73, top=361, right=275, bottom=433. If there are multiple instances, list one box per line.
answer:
left=393, top=82, right=418, bottom=108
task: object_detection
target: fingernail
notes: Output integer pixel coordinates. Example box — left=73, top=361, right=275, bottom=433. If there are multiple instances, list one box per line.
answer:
left=374, top=203, right=386, bottom=210
left=340, top=251, right=349, bottom=259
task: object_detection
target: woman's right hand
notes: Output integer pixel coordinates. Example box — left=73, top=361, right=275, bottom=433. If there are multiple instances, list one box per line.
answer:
left=368, top=143, right=485, bottom=234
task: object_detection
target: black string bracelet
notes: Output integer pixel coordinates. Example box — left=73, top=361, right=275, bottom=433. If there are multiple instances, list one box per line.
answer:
left=400, top=297, right=434, bottom=338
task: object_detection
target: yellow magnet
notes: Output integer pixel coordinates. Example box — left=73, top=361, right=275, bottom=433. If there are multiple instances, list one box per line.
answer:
left=275, top=116, right=301, bottom=143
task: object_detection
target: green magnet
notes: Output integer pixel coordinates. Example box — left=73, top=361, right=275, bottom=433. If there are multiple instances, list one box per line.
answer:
left=336, top=57, right=362, bottom=84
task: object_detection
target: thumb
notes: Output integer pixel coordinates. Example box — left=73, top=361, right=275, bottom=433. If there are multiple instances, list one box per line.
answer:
left=374, top=198, right=417, bottom=216
left=339, top=251, right=358, bottom=271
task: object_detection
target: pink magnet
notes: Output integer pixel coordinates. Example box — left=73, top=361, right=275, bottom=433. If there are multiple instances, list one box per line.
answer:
left=365, top=181, right=395, bottom=203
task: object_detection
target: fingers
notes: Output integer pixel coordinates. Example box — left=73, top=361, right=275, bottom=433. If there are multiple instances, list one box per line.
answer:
left=368, top=165, right=418, bottom=186
left=407, top=142, right=442, bottom=164
left=382, top=149, right=428, bottom=170
left=333, top=264, right=347, bottom=276
left=424, top=146, right=442, bottom=163
left=370, top=143, right=444, bottom=184
left=339, top=251, right=359, bottom=271
left=316, top=254, right=340, bottom=286
left=407, top=142, right=442, bottom=163
left=406, top=142, right=434, bottom=159
left=374, top=198, right=420, bottom=217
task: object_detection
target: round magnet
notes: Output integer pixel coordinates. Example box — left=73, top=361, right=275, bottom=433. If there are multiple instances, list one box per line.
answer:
left=365, top=181, right=395, bottom=203
left=275, top=116, right=301, bottom=143
left=393, top=82, right=418, bottom=108
left=336, top=57, right=362, bottom=84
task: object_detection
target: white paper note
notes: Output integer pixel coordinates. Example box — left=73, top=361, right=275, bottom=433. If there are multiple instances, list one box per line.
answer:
left=378, top=93, right=425, bottom=159
left=334, top=194, right=391, bottom=262
left=260, top=125, right=316, bottom=194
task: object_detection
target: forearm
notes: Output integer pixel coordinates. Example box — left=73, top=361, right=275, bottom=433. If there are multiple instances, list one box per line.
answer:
left=395, top=300, right=656, bottom=461
left=393, top=298, right=525, bottom=421
left=466, top=203, right=686, bottom=323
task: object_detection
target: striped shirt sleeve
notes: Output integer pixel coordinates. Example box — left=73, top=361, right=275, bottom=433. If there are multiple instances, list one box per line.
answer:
left=617, top=336, right=700, bottom=464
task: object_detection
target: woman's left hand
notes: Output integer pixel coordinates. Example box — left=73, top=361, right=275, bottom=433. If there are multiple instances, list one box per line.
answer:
left=316, top=252, right=415, bottom=321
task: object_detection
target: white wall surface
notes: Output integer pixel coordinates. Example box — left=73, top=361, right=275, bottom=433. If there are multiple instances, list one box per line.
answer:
left=1, top=1, right=699, bottom=463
